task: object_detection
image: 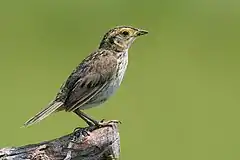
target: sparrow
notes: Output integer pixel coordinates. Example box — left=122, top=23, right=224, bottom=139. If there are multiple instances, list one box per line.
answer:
left=24, top=26, right=148, bottom=127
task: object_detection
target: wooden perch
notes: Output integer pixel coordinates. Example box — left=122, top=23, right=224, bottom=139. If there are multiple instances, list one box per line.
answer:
left=0, top=122, right=120, bottom=160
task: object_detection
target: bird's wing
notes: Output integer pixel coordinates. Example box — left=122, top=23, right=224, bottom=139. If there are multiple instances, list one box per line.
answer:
left=59, top=50, right=118, bottom=112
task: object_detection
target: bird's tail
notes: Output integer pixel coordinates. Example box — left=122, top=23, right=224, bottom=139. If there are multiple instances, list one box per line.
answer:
left=23, top=101, right=64, bottom=127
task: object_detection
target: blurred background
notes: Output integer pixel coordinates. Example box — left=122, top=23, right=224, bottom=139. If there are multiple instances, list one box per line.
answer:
left=0, top=0, right=240, bottom=159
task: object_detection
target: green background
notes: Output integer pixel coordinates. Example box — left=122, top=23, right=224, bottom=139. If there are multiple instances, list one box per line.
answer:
left=0, top=0, right=240, bottom=159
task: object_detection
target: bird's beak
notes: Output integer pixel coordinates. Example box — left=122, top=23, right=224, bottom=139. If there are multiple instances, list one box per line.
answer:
left=135, top=29, right=148, bottom=36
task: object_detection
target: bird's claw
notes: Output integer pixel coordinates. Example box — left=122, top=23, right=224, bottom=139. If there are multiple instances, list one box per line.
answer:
left=97, top=119, right=121, bottom=127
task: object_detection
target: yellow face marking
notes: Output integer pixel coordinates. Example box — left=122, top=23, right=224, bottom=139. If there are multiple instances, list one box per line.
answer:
left=119, top=28, right=135, bottom=36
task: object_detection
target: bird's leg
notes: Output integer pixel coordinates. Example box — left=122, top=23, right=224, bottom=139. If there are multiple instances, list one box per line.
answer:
left=75, top=109, right=121, bottom=127
left=74, top=109, right=99, bottom=126
left=78, top=111, right=122, bottom=127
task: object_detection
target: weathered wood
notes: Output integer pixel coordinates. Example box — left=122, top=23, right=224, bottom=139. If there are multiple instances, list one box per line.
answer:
left=0, top=122, right=120, bottom=160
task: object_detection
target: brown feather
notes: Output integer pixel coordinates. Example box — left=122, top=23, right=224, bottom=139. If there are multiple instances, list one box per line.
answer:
left=63, top=49, right=118, bottom=111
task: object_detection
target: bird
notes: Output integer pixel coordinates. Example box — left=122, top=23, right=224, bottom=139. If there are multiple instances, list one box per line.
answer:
left=24, top=26, right=148, bottom=127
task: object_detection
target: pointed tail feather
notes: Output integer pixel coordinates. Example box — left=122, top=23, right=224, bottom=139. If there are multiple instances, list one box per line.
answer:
left=23, top=101, right=64, bottom=127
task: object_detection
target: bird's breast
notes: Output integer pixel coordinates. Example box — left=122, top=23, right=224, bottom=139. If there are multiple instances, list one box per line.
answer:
left=82, top=52, right=128, bottom=109
left=103, top=51, right=128, bottom=97
left=95, top=52, right=128, bottom=98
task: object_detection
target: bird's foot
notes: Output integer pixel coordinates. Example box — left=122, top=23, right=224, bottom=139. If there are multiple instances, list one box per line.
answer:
left=95, top=119, right=121, bottom=128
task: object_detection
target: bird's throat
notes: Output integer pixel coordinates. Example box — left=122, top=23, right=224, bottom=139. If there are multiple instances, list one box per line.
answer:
left=99, top=40, right=127, bottom=52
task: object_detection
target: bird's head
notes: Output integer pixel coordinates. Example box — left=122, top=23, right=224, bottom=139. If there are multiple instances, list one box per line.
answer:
left=99, top=26, right=148, bottom=52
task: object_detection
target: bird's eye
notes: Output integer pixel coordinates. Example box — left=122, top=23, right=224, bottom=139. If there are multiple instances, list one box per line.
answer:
left=122, top=31, right=129, bottom=36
